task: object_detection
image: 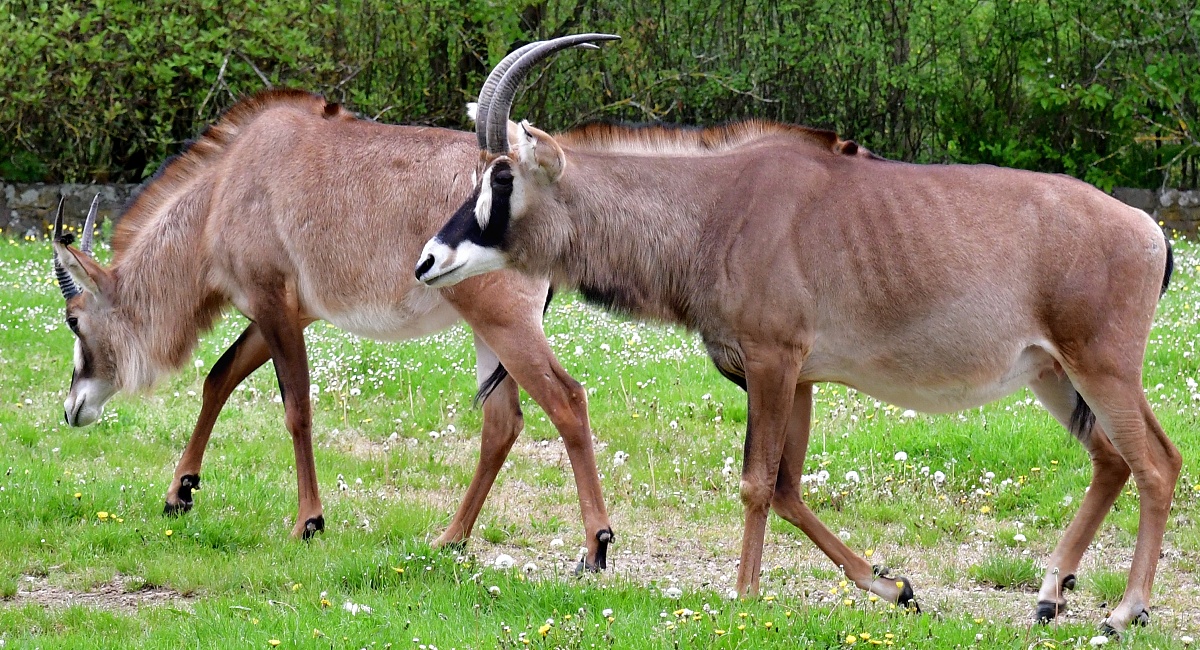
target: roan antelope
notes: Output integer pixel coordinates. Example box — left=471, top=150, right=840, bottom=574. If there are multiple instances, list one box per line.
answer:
left=51, top=89, right=616, bottom=567
left=416, top=36, right=1180, bottom=634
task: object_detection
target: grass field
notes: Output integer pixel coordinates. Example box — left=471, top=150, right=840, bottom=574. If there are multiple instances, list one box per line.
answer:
left=0, top=235, right=1198, bottom=649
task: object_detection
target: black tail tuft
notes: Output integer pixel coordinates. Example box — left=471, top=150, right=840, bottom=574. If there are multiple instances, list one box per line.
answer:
left=1162, top=236, right=1174, bottom=297
left=1068, top=390, right=1096, bottom=441
left=473, top=362, right=509, bottom=406
left=472, top=286, right=558, bottom=407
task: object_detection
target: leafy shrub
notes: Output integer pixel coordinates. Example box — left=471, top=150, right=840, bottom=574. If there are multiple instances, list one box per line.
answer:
left=1, top=0, right=1196, bottom=188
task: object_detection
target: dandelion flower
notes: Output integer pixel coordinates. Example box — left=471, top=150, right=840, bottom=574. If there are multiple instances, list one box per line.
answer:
left=73, top=492, right=82, bottom=499
left=846, top=635, right=858, bottom=645
left=267, top=641, right=280, bottom=647
left=165, top=529, right=173, bottom=537
left=538, top=624, right=551, bottom=637
left=97, top=511, right=108, bottom=520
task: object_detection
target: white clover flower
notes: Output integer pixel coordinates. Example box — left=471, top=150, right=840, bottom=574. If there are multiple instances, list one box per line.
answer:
left=894, top=451, right=908, bottom=462
left=845, top=470, right=860, bottom=483
left=342, top=600, right=372, bottom=615
left=494, top=554, right=515, bottom=569
left=664, top=587, right=683, bottom=599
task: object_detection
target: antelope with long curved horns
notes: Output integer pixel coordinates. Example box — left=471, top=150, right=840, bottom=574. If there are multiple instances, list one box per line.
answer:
left=51, top=89, right=617, bottom=567
left=417, top=37, right=1180, bottom=634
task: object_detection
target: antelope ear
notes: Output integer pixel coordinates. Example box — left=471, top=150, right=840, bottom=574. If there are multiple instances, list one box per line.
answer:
left=515, top=121, right=565, bottom=182
left=53, top=242, right=114, bottom=299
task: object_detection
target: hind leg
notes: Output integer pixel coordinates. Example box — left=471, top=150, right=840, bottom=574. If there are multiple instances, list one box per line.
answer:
left=434, top=334, right=524, bottom=547
left=1027, top=372, right=1130, bottom=623
left=1068, top=371, right=1182, bottom=633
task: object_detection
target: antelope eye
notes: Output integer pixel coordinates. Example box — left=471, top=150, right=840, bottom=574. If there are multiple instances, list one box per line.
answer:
left=66, top=317, right=79, bottom=333
left=493, top=169, right=513, bottom=186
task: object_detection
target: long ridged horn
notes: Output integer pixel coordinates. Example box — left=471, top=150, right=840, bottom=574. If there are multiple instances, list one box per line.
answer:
left=484, top=33, right=620, bottom=155
left=474, top=41, right=604, bottom=150
left=52, top=196, right=82, bottom=300
left=80, top=193, right=100, bottom=256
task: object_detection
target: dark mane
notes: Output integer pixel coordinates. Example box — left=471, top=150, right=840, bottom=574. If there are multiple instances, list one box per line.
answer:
left=111, top=89, right=356, bottom=255
left=556, top=120, right=879, bottom=158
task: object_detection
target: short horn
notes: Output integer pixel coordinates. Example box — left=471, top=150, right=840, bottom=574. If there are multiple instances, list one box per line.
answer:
left=80, top=193, right=100, bottom=257
left=51, top=196, right=81, bottom=300
left=484, top=33, right=620, bottom=155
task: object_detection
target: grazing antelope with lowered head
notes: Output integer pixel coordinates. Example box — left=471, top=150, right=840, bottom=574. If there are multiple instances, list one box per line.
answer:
left=52, top=89, right=617, bottom=567
left=416, top=35, right=1180, bottom=634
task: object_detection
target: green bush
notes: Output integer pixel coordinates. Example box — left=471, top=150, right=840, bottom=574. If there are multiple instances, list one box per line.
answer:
left=1, top=0, right=1196, bottom=188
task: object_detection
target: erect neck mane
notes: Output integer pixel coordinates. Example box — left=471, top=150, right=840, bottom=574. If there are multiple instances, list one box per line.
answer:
left=105, top=90, right=354, bottom=388
left=554, top=120, right=865, bottom=157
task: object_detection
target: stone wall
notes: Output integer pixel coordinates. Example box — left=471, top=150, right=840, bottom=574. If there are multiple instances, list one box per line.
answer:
left=4, top=181, right=1200, bottom=239
left=3, top=183, right=140, bottom=239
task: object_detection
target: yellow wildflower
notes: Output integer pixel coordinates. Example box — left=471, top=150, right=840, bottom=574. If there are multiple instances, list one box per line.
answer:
left=267, top=641, right=280, bottom=647
left=165, top=529, right=173, bottom=537
left=97, top=511, right=109, bottom=520
left=538, top=624, right=551, bottom=637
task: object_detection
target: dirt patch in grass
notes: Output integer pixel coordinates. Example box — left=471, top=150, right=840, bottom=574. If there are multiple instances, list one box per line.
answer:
left=8, top=573, right=191, bottom=612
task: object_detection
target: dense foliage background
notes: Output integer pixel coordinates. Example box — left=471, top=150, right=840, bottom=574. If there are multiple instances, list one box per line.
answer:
left=1, top=0, right=1196, bottom=189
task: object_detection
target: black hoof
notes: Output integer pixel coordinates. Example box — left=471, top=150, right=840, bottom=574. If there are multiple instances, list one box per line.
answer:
left=1035, top=600, right=1065, bottom=624
left=1061, top=573, right=1076, bottom=591
left=302, top=515, right=325, bottom=540
left=441, top=539, right=468, bottom=553
left=163, top=499, right=193, bottom=516
left=164, top=474, right=200, bottom=516
left=1100, top=623, right=1120, bottom=638
left=1133, top=608, right=1150, bottom=627
left=871, top=564, right=893, bottom=579
left=895, top=576, right=920, bottom=613
left=575, top=528, right=616, bottom=574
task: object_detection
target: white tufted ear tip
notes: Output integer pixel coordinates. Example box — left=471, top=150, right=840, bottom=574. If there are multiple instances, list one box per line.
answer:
left=466, top=102, right=479, bottom=122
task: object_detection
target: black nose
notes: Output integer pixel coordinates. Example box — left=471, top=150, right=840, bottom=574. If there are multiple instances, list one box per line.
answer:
left=415, top=254, right=435, bottom=279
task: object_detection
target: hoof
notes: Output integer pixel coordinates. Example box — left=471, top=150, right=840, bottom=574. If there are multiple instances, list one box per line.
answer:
left=1100, top=622, right=1120, bottom=638
left=164, top=474, right=200, bottom=516
left=436, top=538, right=468, bottom=553
left=301, top=515, right=325, bottom=540
left=575, top=529, right=615, bottom=575
left=163, top=500, right=193, bottom=516
left=1133, top=608, right=1150, bottom=627
left=895, top=576, right=920, bottom=613
left=1062, top=573, right=1076, bottom=591
left=1035, top=600, right=1066, bottom=624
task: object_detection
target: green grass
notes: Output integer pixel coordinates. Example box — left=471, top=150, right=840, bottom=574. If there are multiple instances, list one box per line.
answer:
left=1, top=235, right=1199, bottom=648
left=968, top=555, right=1040, bottom=590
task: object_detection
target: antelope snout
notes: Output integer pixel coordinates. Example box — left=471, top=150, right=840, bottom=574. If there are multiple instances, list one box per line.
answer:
left=415, top=253, right=436, bottom=280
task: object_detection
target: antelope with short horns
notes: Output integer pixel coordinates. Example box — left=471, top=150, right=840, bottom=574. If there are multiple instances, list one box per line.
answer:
left=416, top=36, right=1180, bottom=634
left=51, top=88, right=617, bottom=566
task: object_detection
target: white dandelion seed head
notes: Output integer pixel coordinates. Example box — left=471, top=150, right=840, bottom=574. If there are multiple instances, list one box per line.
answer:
left=894, top=451, right=908, bottom=462
left=494, top=554, right=515, bottom=569
left=550, top=537, right=564, bottom=549
left=933, top=471, right=946, bottom=484
left=844, top=470, right=860, bottom=483
left=664, top=587, right=683, bottom=599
